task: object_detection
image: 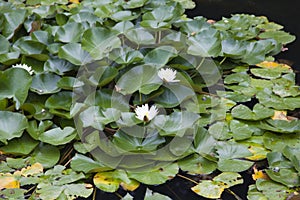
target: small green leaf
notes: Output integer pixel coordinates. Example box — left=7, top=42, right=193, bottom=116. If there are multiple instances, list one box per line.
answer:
left=1, top=9, right=27, bottom=39
left=231, top=104, right=274, bottom=120
left=0, top=111, right=28, bottom=143
left=71, top=154, right=111, bottom=173
left=125, top=28, right=155, bottom=45
left=0, top=134, right=38, bottom=155
left=259, top=30, right=296, bottom=44
left=39, top=127, right=76, bottom=145
left=82, top=27, right=121, bottom=60
left=0, top=35, right=10, bottom=54
left=44, top=58, right=77, bottom=75
left=58, top=43, right=92, bottom=65
left=127, top=163, right=178, bottom=185
left=0, top=68, right=32, bottom=109
left=178, top=154, right=217, bottom=174
left=144, top=46, right=177, bottom=67
left=30, top=143, right=60, bottom=168
left=217, top=159, right=254, bottom=172
left=55, top=22, right=84, bottom=43
left=30, top=73, right=61, bottom=94
left=191, top=180, right=225, bottom=199
left=115, top=65, right=162, bottom=95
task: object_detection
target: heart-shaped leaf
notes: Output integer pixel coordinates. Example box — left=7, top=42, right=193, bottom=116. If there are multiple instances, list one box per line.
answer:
left=82, top=27, right=121, bottom=60
left=0, top=111, right=28, bottom=143
left=0, top=68, right=32, bottom=109
left=30, top=73, right=61, bottom=94
left=231, top=104, right=274, bottom=120
left=39, top=127, right=76, bottom=145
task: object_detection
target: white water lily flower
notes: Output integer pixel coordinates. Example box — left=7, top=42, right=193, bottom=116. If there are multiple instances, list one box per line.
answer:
left=12, top=63, right=34, bottom=75
left=135, top=104, right=158, bottom=122
left=158, top=68, right=179, bottom=83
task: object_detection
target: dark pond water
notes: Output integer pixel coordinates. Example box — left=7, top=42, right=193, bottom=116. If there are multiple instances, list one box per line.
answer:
left=186, top=0, right=300, bottom=81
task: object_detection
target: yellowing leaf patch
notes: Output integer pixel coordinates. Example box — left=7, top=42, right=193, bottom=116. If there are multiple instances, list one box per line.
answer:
left=252, top=166, right=269, bottom=181
left=256, top=61, right=291, bottom=70
left=0, top=174, right=20, bottom=189
left=20, top=163, right=43, bottom=177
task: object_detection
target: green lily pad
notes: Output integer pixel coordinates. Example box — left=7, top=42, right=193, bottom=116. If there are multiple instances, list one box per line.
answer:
left=231, top=104, right=274, bottom=120
left=178, top=154, right=217, bottom=174
left=0, top=134, right=38, bottom=155
left=30, top=73, right=61, bottom=94
left=82, top=27, right=121, bottom=60
left=71, top=154, right=111, bottom=173
left=30, top=143, right=60, bottom=168
left=263, top=132, right=300, bottom=152
left=0, top=68, right=32, bottom=109
left=58, top=43, right=92, bottom=65
left=44, top=58, right=77, bottom=75
left=153, top=111, right=200, bottom=136
left=217, top=158, right=254, bottom=172
left=259, top=119, right=300, bottom=133
left=115, top=65, right=162, bottom=95
left=144, top=46, right=177, bottom=67
left=208, top=121, right=232, bottom=140
left=250, top=68, right=282, bottom=79
left=55, top=22, right=84, bottom=43
left=259, top=30, right=296, bottom=44
left=39, top=127, right=76, bottom=145
left=230, top=119, right=254, bottom=140
left=0, top=111, right=28, bottom=144
left=192, top=180, right=225, bottom=199
left=127, top=163, right=179, bottom=185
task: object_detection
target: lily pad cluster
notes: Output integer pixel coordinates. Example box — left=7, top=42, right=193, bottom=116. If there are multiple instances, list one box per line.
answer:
left=0, top=0, right=299, bottom=199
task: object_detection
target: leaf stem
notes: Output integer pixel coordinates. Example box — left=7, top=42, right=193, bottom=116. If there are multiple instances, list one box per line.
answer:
left=226, top=189, right=243, bottom=200
left=92, top=187, right=97, bottom=200
left=220, top=56, right=227, bottom=65
left=177, top=174, right=199, bottom=185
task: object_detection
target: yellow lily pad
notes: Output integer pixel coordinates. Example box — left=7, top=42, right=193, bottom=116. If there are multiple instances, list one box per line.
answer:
left=0, top=174, right=20, bottom=189
left=256, top=61, right=291, bottom=71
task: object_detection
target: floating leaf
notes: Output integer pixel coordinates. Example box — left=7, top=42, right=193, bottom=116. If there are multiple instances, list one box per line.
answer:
left=187, top=28, right=221, bottom=57
left=20, top=163, right=43, bottom=177
left=55, top=22, right=84, bottom=43
left=30, top=73, right=61, bottom=94
left=127, top=163, right=179, bottom=185
left=58, top=43, right=92, bottom=65
left=256, top=61, right=291, bottom=71
left=0, top=174, right=20, bottom=190
left=144, top=46, right=177, bottom=67
left=259, top=30, right=296, bottom=44
left=39, top=127, right=76, bottom=145
left=153, top=111, right=200, bottom=136
left=0, top=35, right=10, bottom=54
left=230, top=120, right=254, bottom=140
left=178, top=154, right=217, bottom=175
left=115, top=65, right=162, bottom=95
left=250, top=68, right=282, bottom=79
left=0, top=68, right=32, bottom=109
left=263, top=132, right=300, bottom=152
left=82, top=27, right=121, bottom=60
left=30, top=143, right=60, bottom=168
left=1, top=9, right=26, bottom=39
left=259, top=119, right=300, bottom=133
left=71, top=154, right=111, bottom=173
left=192, top=180, right=225, bottom=199
left=44, top=58, right=77, bottom=75
left=0, top=134, right=38, bottom=155
left=0, top=111, right=28, bottom=144
left=231, top=104, right=274, bottom=121
left=93, top=170, right=125, bottom=193
left=125, top=28, right=155, bottom=45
